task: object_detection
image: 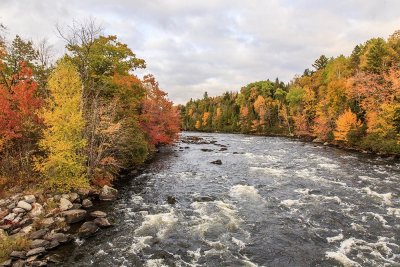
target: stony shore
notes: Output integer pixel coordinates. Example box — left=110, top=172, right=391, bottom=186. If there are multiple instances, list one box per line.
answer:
left=0, top=185, right=119, bottom=267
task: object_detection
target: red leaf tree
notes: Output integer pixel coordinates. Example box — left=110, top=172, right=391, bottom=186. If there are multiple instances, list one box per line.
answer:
left=140, top=74, right=180, bottom=146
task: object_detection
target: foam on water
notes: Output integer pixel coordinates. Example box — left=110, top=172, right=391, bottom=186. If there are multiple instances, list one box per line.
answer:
left=362, top=187, right=392, bottom=205
left=229, top=185, right=264, bottom=202
left=250, top=166, right=285, bottom=176
left=190, top=200, right=240, bottom=235
left=130, top=236, right=152, bottom=254
left=318, top=163, right=340, bottom=169
left=281, top=199, right=303, bottom=207
left=144, top=259, right=167, bottom=267
left=327, top=237, right=400, bottom=266
left=327, top=233, right=344, bottom=243
left=387, top=207, right=400, bottom=217
left=134, top=209, right=178, bottom=239
left=231, top=237, right=246, bottom=249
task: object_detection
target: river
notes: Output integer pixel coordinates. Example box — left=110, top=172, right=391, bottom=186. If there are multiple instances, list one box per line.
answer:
left=55, top=132, right=400, bottom=266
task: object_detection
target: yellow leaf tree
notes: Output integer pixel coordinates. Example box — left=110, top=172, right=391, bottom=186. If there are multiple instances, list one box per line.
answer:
left=37, top=60, right=88, bottom=191
left=334, top=109, right=361, bottom=142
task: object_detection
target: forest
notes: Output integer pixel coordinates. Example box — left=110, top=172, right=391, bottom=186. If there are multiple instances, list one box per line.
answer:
left=0, top=21, right=180, bottom=194
left=181, top=31, right=400, bottom=155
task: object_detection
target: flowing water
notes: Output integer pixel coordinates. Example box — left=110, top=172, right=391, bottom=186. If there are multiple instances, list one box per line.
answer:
left=56, top=132, right=400, bottom=266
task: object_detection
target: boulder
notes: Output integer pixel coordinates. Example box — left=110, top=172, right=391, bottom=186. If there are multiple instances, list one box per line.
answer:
left=77, top=188, right=90, bottom=199
left=10, top=251, right=26, bottom=259
left=23, top=195, right=36, bottom=204
left=30, top=229, right=47, bottom=239
left=12, top=208, right=26, bottom=214
left=0, top=259, right=12, bottom=266
left=30, top=261, right=47, bottom=266
left=62, top=209, right=87, bottom=224
left=90, top=211, right=107, bottom=218
left=210, top=159, right=222, bottom=165
left=71, top=204, right=82, bottom=210
left=3, top=213, right=16, bottom=222
left=193, top=196, right=216, bottom=202
left=17, top=201, right=32, bottom=211
left=99, top=185, right=118, bottom=201
left=44, top=232, right=71, bottom=243
left=30, top=203, right=44, bottom=217
left=94, top=217, right=112, bottom=228
left=59, top=198, right=73, bottom=211
left=167, top=196, right=176, bottom=205
left=78, top=221, right=99, bottom=237
left=11, top=260, right=25, bottom=267
left=30, top=239, right=50, bottom=249
left=81, top=199, right=93, bottom=208
left=69, top=193, right=80, bottom=203
left=26, top=247, right=46, bottom=257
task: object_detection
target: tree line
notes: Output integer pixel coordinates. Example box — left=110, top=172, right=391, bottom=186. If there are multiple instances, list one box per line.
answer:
left=180, top=31, right=400, bottom=154
left=0, top=21, right=180, bottom=193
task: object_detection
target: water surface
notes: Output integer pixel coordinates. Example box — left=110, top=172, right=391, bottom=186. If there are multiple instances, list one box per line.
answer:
left=57, top=132, right=400, bottom=266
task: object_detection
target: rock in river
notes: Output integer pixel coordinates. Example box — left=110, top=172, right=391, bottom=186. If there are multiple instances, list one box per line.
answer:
left=62, top=209, right=87, bottom=224
left=78, top=221, right=99, bottom=237
left=210, top=159, right=222, bottom=165
left=99, top=185, right=118, bottom=201
left=90, top=211, right=107, bottom=218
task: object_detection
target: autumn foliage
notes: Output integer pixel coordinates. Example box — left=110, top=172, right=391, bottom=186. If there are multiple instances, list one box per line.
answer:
left=182, top=30, right=400, bottom=154
left=0, top=23, right=180, bottom=192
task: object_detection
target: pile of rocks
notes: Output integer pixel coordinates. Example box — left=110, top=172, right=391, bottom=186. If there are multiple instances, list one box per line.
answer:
left=0, top=185, right=118, bottom=266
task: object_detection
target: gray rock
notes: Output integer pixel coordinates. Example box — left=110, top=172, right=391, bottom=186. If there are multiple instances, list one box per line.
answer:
left=47, top=239, right=60, bottom=250
left=78, top=221, right=99, bottom=237
left=90, top=211, right=107, bottom=218
left=17, top=201, right=32, bottom=211
left=12, top=208, right=26, bottom=214
left=71, top=204, right=82, bottom=210
left=94, top=217, right=112, bottom=228
left=167, top=196, right=176, bottom=204
left=210, top=159, right=222, bottom=165
left=69, top=193, right=80, bottom=203
left=30, top=239, right=50, bottom=249
left=44, top=232, right=71, bottom=243
left=30, top=229, right=47, bottom=239
left=99, top=185, right=118, bottom=201
left=23, top=195, right=36, bottom=204
left=10, top=251, right=26, bottom=259
left=30, top=261, right=47, bottom=267
left=26, top=247, right=46, bottom=257
left=81, top=199, right=93, bottom=208
left=62, top=209, right=87, bottom=224
left=3, top=213, right=17, bottom=222
left=30, top=203, right=44, bottom=217
left=7, top=202, right=16, bottom=210
left=59, top=198, right=73, bottom=211
left=0, top=259, right=12, bottom=266
left=193, top=196, right=216, bottom=202
left=11, top=260, right=25, bottom=267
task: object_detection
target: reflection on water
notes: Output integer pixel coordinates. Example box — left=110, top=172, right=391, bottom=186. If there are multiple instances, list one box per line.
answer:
left=55, top=132, right=400, bottom=266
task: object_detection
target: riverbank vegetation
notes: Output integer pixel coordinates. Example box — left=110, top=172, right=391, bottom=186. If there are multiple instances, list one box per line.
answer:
left=181, top=31, right=400, bottom=155
left=0, top=21, right=180, bottom=194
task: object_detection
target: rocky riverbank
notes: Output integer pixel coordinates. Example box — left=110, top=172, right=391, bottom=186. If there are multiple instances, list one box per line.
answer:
left=0, top=185, right=119, bottom=266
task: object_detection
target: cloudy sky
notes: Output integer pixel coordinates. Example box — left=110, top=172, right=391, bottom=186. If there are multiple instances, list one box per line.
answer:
left=1, top=1, right=399, bottom=104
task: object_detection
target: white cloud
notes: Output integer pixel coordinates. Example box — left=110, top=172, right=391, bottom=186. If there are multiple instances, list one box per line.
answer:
left=1, top=0, right=399, bottom=104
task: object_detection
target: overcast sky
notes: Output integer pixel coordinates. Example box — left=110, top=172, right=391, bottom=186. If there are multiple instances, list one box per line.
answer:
left=1, top=0, right=399, bottom=104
